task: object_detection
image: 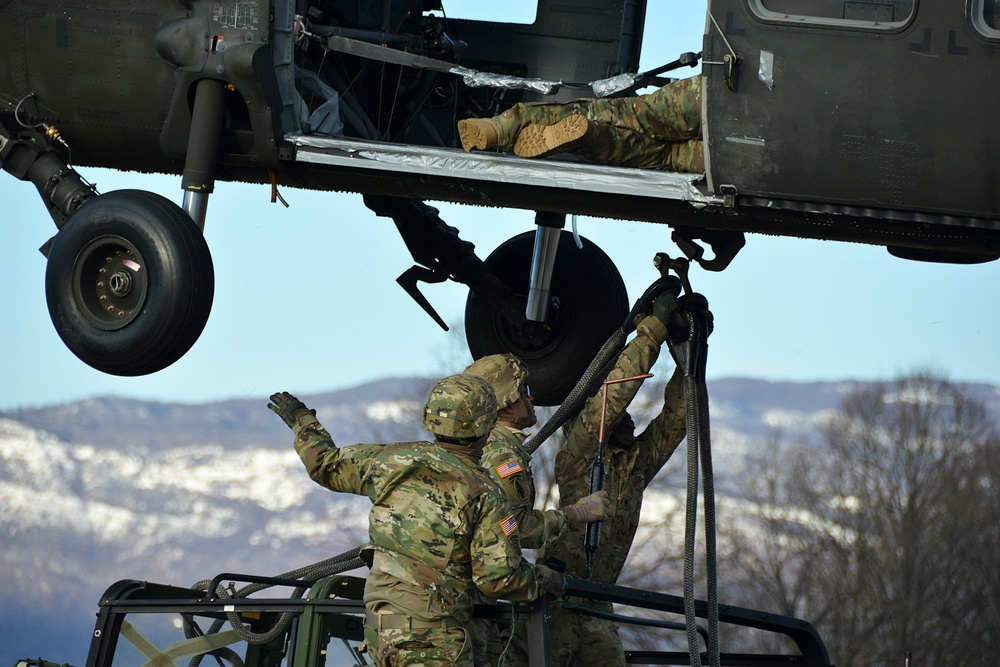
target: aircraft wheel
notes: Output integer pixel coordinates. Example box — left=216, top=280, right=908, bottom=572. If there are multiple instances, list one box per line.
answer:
left=465, top=230, right=628, bottom=406
left=45, top=189, right=215, bottom=376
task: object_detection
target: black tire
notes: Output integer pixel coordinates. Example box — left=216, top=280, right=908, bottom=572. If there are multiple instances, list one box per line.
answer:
left=465, top=231, right=628, bottom=406
left=45, top=189, right=215, bottom=376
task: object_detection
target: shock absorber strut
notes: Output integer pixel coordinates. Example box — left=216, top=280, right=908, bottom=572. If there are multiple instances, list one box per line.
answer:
left=526, top=211, right=566, bottom=322
left=181, top=78, right=227, bottom=229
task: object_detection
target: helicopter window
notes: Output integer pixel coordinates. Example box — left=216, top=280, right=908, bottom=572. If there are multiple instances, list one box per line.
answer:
left=437, top=0, right=537, bottom=24
left=971, top=0, right=1000, bottom=34
left=749, top=0, right=914, bottom=27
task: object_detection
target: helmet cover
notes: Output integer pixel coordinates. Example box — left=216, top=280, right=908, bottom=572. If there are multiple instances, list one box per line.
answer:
left=464, top=353, right=528, bottom=410
left=423, top=373, right=499, bottom=439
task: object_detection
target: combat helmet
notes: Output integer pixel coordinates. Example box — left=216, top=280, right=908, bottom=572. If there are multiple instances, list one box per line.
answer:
left=423, top=373, right=498, bottom=440
left=464, top=353, right=528, bottom=409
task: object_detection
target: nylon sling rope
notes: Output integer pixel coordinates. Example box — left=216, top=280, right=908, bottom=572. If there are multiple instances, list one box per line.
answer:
left=668, top=297, right=720, bottom=667
left=523, top=256, right=721, bottom=665
left=523, top=275, right=678, bottom=454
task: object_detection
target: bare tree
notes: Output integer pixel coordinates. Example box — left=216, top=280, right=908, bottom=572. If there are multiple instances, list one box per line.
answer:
left=720, top=431, right=837, bottom=655
left=724, top=372, right=1000, bottom=666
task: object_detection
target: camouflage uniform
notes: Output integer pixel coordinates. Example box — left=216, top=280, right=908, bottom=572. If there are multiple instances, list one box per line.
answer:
left=463, top=353, right=569, bottom=549
left=484, top=76, right=702, bottom=172
left=471, top=424, right=571, bottom=667
left=287, top=384, right=553, bottom=667
left=481, top=425, right=567, bottom=549
left=507, top=315, right=688, bottom=667
left=465, top=355, right=569, bottom=667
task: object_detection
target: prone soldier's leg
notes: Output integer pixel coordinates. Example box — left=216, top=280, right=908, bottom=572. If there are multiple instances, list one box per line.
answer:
left=513, top=118, right=704, bottom=172
left=460, top=77, right=701, bottom=155
left=582, top=76, right=702, bottom=142
left=478, top=99, right=602, bottom=152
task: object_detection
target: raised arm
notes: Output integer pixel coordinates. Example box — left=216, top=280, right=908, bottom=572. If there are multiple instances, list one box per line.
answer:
left=269, top=391, right=380, bottom=496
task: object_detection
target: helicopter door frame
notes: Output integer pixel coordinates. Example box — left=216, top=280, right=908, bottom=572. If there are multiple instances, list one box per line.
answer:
left=703, top=0, right=1000, bottom=224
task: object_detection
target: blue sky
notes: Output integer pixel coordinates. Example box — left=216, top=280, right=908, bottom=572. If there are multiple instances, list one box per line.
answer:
left=2, top=2, right=998, bottom=410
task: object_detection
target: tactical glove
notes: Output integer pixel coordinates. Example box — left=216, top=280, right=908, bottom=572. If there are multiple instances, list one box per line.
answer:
left=562, top=489, right=611, bottom=524
left=536, top=564, right=568, bottom=597
left=651, top=292, right=693, bottom=345
left=651, top=291, right=680, bottom=328
left=268, top=392, right=316, bottom=428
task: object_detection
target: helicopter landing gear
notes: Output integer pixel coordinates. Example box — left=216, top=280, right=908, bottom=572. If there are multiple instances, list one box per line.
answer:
left=44, top=189, right=214, bottom=376
left=31, top=79, right=225, bottom=375
left=465, top=229, right=628, bottom=406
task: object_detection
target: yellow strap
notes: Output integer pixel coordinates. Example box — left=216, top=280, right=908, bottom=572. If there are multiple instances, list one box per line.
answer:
left=119, top=619, right=243, bottom=667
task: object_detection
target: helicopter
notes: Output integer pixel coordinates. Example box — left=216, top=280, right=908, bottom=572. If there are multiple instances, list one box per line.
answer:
left=2, top=0, right=998, bottom=405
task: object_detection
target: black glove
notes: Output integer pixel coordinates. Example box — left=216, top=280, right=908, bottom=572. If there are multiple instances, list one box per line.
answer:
left=268, top=392, right=315, bottom=428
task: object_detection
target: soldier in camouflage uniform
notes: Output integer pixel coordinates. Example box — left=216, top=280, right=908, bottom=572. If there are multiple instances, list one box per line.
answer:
left=458, top=76, right=702, bottom=172
left=463, top=354, right=611, bottom=667
left=269, top=373, right=568, bottom=667
left=505, top=292, right=696, bottom=667
left=467, top=353, right=611, bottom=548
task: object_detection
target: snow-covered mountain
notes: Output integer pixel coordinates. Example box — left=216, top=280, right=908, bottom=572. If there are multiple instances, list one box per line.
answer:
left=2, top=376, right=998, bottom=666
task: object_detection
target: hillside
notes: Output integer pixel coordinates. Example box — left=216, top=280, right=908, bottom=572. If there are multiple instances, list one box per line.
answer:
left=2, top=376, right=998, bottom=665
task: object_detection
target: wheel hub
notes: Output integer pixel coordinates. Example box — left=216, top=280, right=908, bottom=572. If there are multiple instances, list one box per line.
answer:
left=108, top=270, right=132, bottom=297
left=496, top=296, right=566, bottom=359
left=73, top=237, right=148, bottom=331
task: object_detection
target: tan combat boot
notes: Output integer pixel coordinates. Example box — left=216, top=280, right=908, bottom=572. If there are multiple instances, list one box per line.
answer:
left=457, top=118, right=500, bottom=152
left=512, top=115, right=596, bottom=159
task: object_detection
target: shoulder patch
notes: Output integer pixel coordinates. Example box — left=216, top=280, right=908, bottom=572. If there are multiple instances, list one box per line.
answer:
left=494, top=459, right=524, bottom=479
left=500, top=514, right=519, bottom=536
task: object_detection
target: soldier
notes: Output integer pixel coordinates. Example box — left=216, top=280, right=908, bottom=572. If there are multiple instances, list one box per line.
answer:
left=463, top=353, right=611, bottom=667
left=466, top=353, right=611, bottom=548
left=269, top=373, right=568, bottom=667
left=507, top=292, right=703, bottom=667
left=457, top=76, right=702, bottom=172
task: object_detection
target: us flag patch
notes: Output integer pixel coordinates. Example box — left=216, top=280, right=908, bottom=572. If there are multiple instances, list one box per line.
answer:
left=495, top=459, right=523, bottom=478
left=500, top=514, right=518, bottom=536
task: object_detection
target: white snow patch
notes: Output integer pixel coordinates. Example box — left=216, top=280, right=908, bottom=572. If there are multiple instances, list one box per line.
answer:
left=365, top=400, right=420, bottom=422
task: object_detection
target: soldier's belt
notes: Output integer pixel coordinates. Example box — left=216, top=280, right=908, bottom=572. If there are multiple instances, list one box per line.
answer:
left=366, top=611, right=462, bottom=631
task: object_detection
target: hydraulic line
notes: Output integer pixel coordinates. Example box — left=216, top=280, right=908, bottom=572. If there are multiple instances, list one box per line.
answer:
left=0, top=122, right=98, bottom=229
